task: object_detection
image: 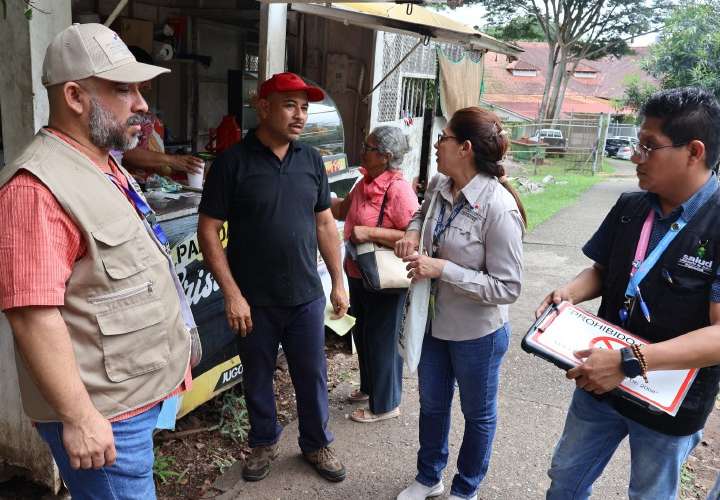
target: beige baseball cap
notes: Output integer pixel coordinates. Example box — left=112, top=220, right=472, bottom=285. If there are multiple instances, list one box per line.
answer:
left=42, top=23, right=170, bottom=87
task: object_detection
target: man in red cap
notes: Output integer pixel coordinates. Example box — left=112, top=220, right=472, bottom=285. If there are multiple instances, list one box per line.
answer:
left=198, top=72, right=349, bottom=482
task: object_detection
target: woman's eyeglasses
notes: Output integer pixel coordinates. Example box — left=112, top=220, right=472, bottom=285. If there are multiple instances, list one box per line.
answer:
left=362, top=143, right=382, bottom=153
left=437, top=133, right=458, bottom=143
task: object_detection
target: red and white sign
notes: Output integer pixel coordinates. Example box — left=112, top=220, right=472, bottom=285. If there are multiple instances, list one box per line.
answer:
left=526, top=302, right=697, bottom=416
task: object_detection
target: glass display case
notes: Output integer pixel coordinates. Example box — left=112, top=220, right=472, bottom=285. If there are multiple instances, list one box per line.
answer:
left=299, top=99, right=345, bottom=157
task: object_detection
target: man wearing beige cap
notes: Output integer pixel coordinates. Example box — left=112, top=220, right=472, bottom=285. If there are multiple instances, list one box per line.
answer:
left=0, top=23, right=195, bottom=499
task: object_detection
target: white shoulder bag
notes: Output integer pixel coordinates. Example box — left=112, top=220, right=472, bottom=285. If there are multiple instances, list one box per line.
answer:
left=397, top=191, right=438, bottom=373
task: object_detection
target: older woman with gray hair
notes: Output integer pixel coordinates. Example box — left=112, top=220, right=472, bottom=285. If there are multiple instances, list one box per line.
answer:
left=331, top=126, right=419, bottom=423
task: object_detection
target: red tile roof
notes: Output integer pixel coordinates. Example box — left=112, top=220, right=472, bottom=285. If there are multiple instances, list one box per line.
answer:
left=479, top=42, right=656, bottom=119
left=482, top=94, right=616, bottom=120
left=506, top=59, right=540, bottom=71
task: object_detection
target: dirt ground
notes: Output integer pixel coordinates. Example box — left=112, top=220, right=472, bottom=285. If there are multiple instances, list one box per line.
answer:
left=2, top=333, right=720, bottom=499
left=681, top=398, right=720, bottom=499
left=154, top=333, right=355, bottom=499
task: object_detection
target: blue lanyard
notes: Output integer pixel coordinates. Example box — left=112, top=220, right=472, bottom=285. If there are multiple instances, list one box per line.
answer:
left=624, top=214, right=688, bottom=298
left=106, top=173, right=170, bottom=250
left=433, top=198, right=466, bottom=247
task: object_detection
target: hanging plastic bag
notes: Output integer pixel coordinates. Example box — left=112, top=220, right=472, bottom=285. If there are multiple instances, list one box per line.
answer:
left=398, top=191, right=438, bottom=373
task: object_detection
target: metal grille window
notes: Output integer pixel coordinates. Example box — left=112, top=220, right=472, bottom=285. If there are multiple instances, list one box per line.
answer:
left=375, top=34, right=477, bottom=122
left=399, top=77, right=433, bottom=119
left=377, top=33, right=437, bottom=122
left=244, top=54, right=259, bottom=73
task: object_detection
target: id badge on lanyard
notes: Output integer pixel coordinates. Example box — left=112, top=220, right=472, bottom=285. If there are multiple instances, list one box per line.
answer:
left=619, top=210, right=687, bottom=326
left=429, top=198, right=466, bottom=319
left=105, top=173, right=171, bottom=254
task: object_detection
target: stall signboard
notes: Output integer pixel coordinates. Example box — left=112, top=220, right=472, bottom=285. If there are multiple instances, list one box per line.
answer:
left=323, top=153, right=348, bottom=175
left=171, top=222, right=245, bottom=418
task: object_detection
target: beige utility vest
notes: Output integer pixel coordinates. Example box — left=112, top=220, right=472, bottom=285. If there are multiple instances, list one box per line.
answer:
left=0, top=129, right=190, bottom=422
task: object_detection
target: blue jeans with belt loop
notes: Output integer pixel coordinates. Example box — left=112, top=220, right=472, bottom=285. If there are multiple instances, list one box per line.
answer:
left=36, top=404, right=160, bottom=500
left=547, top=388, right=702, bottom=500
left=415, top=323, right=510, bottom=499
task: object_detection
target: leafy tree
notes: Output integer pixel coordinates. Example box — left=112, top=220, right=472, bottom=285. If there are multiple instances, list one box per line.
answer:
left=616, top=75, right=658, bottom=112
left=453, top=1, right=669, bottom=120
left=1, top=0, right=47, bottom=20
left=643, top=1, right=720, bottom=99
left=485, top=15, right=544, bottom=42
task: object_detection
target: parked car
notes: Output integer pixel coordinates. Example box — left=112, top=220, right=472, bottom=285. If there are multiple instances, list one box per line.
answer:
left=528, top=128, right=567, bottom=152
left=605, top=136, right=638, bottom=158
left=616, top=144, right=634, bottom=160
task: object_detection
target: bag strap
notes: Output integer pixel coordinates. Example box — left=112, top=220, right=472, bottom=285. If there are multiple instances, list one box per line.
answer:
left=376, top=179, right=399, bottom=227
left=418, top=190, right=439, bottom=254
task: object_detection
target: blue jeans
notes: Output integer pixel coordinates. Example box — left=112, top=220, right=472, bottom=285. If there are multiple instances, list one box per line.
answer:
left=237, top=295, right=333, bottom=453
left=36, top=405, right=160, bottom=500
left=547, top=388, right=702, bottom=500
left=415, top=324, right=510, bottom=499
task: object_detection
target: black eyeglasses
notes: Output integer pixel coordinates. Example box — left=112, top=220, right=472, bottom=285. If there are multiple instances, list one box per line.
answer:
left=362, top=143, right=382, bottom=153
left=632, top=142, right=688, bottom=162
left=437, top=133, right=458, bottom=143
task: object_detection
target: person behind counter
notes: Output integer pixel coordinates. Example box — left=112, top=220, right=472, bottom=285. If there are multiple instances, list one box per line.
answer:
left=394, top=107, right=526, bottom=500
left=118, top=46, right=203, bottom=178
left=197, top=72, right=349, bottom=483
left=0, top=23, right=195, bottom=499
left=331, top=126, right=418, bottom=423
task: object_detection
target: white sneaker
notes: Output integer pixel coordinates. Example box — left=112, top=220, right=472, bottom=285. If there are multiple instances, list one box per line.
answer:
left=397, top=480, right=444, bottom=500
left=448, top=495, right=477, bottom=500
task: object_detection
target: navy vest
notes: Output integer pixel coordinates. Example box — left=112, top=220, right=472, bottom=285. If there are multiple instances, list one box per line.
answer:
left=598, top=190, right=720, bottom=436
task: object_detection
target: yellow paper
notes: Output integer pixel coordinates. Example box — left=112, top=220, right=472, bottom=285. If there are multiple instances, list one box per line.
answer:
left=324, top=303, right=356, bottom=336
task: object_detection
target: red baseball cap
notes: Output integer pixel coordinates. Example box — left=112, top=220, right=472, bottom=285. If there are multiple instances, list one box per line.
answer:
left=259, top=72, right=324, bottom=102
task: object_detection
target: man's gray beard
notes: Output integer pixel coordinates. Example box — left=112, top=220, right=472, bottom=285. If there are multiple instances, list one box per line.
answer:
left=88, top=97, right=141, bottom=151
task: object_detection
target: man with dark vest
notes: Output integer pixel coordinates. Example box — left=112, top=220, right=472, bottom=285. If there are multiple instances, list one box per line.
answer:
left=0, top=24, right=195, bottom=499
left=198, top=72, right=349, bottom=482
left=536, top=87, right=720, bottom=500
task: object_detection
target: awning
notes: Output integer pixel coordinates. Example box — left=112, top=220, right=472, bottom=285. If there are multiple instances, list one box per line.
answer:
left=289, top=2, right=522, bottom=57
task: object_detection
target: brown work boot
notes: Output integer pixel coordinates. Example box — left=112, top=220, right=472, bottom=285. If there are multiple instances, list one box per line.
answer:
left=302, top=446, right=346, bottom=482
left=242, top=443, right=280, bottom=481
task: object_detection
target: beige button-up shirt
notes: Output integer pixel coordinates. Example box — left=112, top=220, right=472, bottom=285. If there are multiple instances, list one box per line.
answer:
left=407, top=173, right=524, bottom=341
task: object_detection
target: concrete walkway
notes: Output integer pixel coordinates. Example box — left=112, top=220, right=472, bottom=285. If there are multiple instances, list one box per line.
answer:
left=218, top=161, right=639, bottom=500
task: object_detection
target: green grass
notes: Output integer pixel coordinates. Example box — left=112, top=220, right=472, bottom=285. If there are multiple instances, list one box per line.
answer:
left=513, top=165, right=607, bottom=232
left=218, top=390, right=250, bottom=444
left=153, top=448, right=181, bottom=484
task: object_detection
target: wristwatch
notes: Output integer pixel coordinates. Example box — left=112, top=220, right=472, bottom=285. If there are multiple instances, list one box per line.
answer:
left=620, top=347, right=642, bottom=378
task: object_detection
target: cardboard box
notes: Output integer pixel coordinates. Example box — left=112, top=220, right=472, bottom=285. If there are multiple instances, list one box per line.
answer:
left=115, top=18, right=153, bottom=54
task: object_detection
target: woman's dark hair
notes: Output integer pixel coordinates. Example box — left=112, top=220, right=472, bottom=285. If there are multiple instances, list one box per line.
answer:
left=448, top=107, right=527, bottom=227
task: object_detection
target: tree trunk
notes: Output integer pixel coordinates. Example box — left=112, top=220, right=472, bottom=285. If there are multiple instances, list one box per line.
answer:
left=545, top=50, right=567, bottom=122
left=551, top=59, right=579, bottom=120
left=538, top=42, right=559, bottom=120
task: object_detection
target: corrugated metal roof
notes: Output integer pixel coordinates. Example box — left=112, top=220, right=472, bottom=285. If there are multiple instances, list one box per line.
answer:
left=290, top=2, right=522, bottom=56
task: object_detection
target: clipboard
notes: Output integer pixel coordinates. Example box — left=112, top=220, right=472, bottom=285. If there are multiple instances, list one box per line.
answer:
left=522, top=302, right=698, bottom=416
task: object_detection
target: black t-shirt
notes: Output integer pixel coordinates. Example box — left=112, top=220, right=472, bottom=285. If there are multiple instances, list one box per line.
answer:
left=198, top=130, right=331, bottom=307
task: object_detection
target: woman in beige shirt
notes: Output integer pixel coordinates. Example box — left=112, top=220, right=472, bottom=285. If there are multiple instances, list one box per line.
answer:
left=395, top=107, right=526, bottom=500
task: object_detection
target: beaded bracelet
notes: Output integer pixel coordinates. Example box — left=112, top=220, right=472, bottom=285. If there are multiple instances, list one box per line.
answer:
left=631, top=344, right=649, bottom=383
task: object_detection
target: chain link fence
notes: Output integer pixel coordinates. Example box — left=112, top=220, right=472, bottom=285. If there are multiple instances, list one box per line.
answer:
left=504, top=116, right=610, bottom=175
left=608, top=123, right=638, bottom=139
